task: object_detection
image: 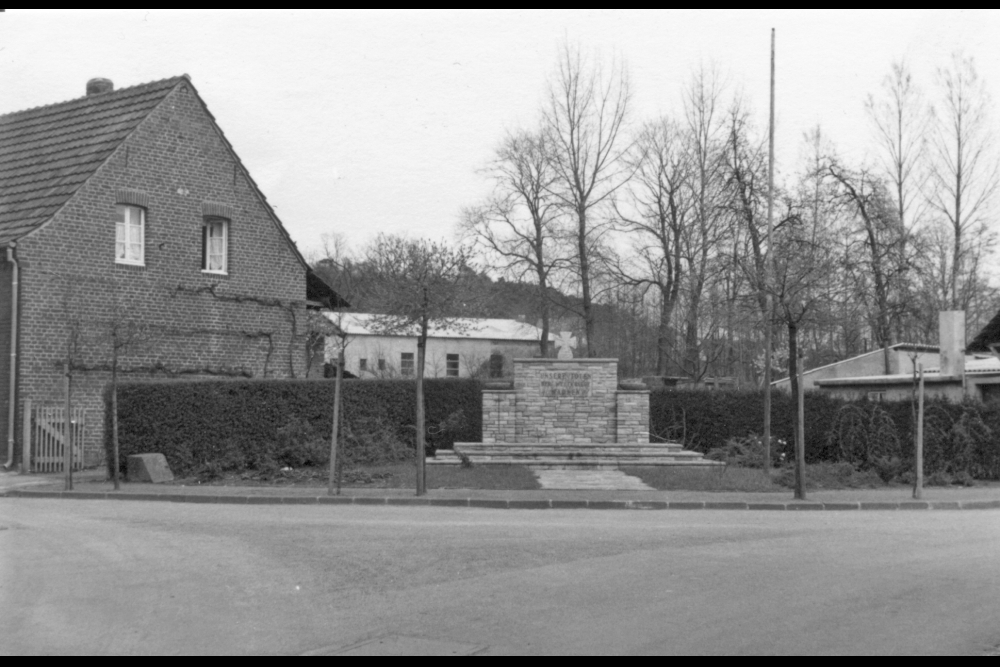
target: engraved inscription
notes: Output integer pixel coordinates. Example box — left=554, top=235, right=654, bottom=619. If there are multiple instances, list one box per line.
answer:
left=539, top=371, right=591, bottom=397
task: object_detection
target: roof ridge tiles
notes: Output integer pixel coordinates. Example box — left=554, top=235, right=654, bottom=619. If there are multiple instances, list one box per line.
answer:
left=0, top=76, right=184, bottom=121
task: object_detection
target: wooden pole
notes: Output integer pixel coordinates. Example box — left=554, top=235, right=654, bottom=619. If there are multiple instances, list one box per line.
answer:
left=416, top=338, right=427, bottom=496
left=112, top=340, right=120, bottom=491
left=914, top=364, right=924, bottom=500
left=328, top=343, right=343, bottom=496
left=21, top=397, right=31, bottom=474
left=763, top=28, right=776, bottom=473
left=797, top=346, right=806, bottom=500
left=63, top=360, right=73, bottom=491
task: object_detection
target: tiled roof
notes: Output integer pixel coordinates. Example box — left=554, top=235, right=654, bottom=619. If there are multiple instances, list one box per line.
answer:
left=328, top=313, right=553, bottom=341
left=0, top=77, right=184, bottom=245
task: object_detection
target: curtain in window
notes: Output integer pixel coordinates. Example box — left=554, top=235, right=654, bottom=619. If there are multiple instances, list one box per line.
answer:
left=115, top=205, right=143, bottom=262
left=206, top=221, right=226, bottom=271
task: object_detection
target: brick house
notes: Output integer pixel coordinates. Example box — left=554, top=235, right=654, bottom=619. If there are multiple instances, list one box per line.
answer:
left=0, top=76, right=345, bottom=468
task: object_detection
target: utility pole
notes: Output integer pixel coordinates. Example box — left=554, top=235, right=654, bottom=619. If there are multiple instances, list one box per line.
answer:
left=763, top=28, right=776, bottom=473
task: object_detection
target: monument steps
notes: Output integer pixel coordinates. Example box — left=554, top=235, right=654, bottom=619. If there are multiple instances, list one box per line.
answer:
left=454, top=355, right=722, bottom=469
left=429, top=443, right=723, bottom=468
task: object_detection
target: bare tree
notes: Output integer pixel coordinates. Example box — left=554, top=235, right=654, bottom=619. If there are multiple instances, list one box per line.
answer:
left=928, top=53, right=1000, bottom=311
left=543, top=43, right=632, bottom=357
left=721, top=100, right=769, bottom=348
left=462, top=129, right=564, bottom=357
left=361, top=235, right=474, bottom=496
left=310, top=239, right=361, bottom=495
left=611, top=117, right=691, bottom=375
left=866, top=61, right=931, bottom=233
left=769, top=202, right=837, bottom=500
left=827, top=163, right=914, bottom=375
left=679, top=64, right=728, bottom=379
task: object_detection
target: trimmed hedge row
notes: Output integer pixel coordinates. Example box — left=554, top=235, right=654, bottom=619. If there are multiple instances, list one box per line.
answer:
left=650, top=389, right=1000, bottom=479
left=104, top=378, right=482, bottom=477
left=105, top=380, right=1000, bottom=480
left=649, top=389, right=845, bottom=462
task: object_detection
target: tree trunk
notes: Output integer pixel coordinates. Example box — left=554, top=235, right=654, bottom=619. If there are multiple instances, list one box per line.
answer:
left=415, top=320, right=428, bottom=496
left=577, top=209, right=594, bottom=357
left=538, top=276, right=550, bottom=358
left=789, top=321, right=806, bottom=500
left=328, top=343, right=343, bottom=496
left=112, top=342, right=120, bottom=491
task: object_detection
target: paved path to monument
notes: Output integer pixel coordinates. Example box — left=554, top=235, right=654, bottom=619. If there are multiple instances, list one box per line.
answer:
left=2, top=498, right=999, bottom=655
left=533, top=469, right=653, bottom=490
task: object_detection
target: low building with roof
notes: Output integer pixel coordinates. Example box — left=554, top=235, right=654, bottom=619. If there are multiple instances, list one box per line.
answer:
left=324, top=313, right=554, bottom=379
left=771, top=343, right=940, bottom=394
left=809, top=311, right=1000, bottom=402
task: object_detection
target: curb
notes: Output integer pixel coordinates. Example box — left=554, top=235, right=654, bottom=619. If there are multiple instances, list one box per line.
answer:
left=5, top=489, right=1000, bottom=511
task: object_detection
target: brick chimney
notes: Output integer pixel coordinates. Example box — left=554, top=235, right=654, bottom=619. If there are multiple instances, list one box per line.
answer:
left=939, top=311, right=966, bottom=379
left=86, top=78, right=114, bottom=96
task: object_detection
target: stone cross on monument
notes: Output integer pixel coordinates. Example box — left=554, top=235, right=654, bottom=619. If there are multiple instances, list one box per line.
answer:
left=554, top=331, right=577, bottom=360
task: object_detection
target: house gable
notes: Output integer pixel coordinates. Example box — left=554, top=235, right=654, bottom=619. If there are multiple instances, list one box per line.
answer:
left=1, top=76, right=335, bottom=466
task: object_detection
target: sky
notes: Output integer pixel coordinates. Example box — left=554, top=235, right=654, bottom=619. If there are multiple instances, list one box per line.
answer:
left=3, top=9, right=1000, bottom=260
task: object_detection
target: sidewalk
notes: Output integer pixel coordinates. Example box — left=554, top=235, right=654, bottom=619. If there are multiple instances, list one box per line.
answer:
left=4, top=469, right=1000, bottom=510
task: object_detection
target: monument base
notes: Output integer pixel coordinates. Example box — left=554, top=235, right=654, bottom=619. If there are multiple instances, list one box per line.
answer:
left=440, top=357, right=721, bottom=469
left=429, top=441, right=722, bottom=468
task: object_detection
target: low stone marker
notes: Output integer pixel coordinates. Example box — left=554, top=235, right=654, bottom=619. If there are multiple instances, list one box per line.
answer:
left=126, top=454, right=174, bottom=483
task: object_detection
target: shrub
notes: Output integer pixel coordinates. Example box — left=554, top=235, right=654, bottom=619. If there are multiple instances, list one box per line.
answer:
left=706, top=433, right=784, bottom=469
left=104, top=378, right=482, bottom=477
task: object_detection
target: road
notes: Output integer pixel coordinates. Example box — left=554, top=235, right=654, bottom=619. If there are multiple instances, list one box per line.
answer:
left=1, top=499, right=998, bottom=655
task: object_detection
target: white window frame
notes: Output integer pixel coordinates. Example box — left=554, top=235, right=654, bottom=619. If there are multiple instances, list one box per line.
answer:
left=446, top=353, right=460, bottom=377
left=115, top=204, right=145, bottom=266
left=202, top=217, right=229, bottom=274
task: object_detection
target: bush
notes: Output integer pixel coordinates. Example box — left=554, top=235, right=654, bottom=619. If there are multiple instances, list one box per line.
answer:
left=106, top=377, right=1000, bottom=481
left=650, top=389, right=845, bottom=462
left=104, top=378, right=482, bottom=477
left=706, top=433, right=785, bottom=468
left=652, top=389, right=1000, bottom=480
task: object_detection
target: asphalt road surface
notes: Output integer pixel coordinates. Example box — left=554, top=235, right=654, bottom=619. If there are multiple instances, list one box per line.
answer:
left=1, top=499, right=998, bottom=655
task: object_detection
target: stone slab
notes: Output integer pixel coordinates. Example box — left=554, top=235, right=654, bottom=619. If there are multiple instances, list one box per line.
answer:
left=126, top=454, right=174, bottom=484
left=534, top=469, right=654, bottom=491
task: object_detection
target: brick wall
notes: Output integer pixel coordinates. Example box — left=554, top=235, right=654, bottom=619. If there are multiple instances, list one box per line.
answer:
left=614, top=390, right=650, bottom=444
left=480, top=359, right=652, bottom=445
left=0, top=262, right=11, bottom=460
left=482, top=390, right=516, bottom=443
left=13, top=82, right=310, bottom=466
left=513, top=359, right=617, bottom=444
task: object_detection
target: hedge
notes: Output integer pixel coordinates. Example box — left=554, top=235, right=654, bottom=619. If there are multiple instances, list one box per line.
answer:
left=104, top=378, right=482, bottom=477
left=650, top=389, right=1000, bottom=479
left=105, top=380, right=1000, bottom=480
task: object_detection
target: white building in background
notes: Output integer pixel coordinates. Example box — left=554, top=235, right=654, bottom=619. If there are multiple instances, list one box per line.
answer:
left=323, top=313, right=554, bottom=379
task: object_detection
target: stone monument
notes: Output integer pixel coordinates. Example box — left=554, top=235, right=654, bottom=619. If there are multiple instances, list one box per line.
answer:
left=431, top=344, right=719, bottom=468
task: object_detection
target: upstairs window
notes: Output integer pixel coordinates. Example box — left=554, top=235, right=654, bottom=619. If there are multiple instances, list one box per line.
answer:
left=115, top=204, right=145, bottom=265
left=202, top=217, right=229, bottom=274
left=446, top=354, right=460, bottom=377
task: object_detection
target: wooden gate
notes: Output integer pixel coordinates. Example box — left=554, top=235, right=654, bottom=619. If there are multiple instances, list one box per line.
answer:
left=28, top=400, right=86, bottom=473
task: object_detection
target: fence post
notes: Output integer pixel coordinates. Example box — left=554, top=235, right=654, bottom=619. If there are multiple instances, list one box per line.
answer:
left=20, top=398, right=31, bottom=474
